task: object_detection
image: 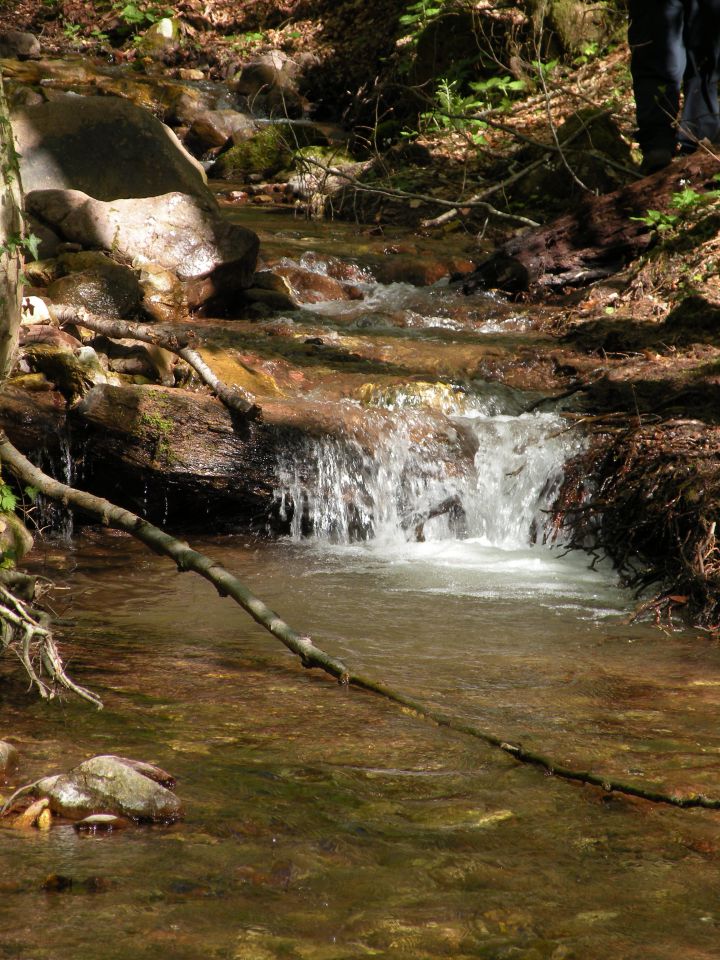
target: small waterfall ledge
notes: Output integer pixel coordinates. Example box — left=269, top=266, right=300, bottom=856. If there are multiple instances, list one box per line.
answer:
left=274, top=387, right=584, bottom=549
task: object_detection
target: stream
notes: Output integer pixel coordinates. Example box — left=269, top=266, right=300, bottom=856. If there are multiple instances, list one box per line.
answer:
left=3, top=211, right=720, bottom=960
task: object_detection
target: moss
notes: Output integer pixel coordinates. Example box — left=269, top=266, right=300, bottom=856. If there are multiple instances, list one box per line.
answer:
left=140, top=412, right=174, bottom=434
left=140, top=411, right=175, bottom=463
left=212, top=126, right=293, bottom=179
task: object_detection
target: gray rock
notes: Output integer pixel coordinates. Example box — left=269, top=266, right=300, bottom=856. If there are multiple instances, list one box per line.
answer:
left=34, top=755, right=182, bottom=822
left=136, top=259, right=187, bottom=323
left=24, top=214, right=62, bottom=261
left=0, top=30, right=41, bottom=59
left=0, top=741, right=19, bottom=774
left=46, top=252, right=141, bottom=318
left=186, top=108, right=257, bottom=152
left=27, top=189, right=259, bottom=308
left=12, top=95, right=211, bottom=202
left=134, top=17, right=181, bottom=58
left=231, top=50, right=312, bottom=118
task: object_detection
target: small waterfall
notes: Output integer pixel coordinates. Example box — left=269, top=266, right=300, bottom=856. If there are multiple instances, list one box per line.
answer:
left=275, top=387, right=583, bottom=549
left=32, top=434, right=78, bottom=540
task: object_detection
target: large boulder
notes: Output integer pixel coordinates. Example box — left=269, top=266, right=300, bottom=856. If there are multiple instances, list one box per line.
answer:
left=27, top=189, right=259, bottom=309
left=11, top=95, right=211, bottom=202
left=0, top=30, right=41, bottom=59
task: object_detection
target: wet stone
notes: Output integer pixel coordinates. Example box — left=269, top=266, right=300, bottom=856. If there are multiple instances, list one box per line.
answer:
left=33, top=754, right=182, bottom=823
left=0, top=741, right=19, bottom=774
left=74, top=813, right=130, bottom=833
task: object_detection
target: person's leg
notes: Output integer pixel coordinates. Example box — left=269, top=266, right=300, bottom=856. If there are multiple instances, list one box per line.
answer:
left=628, top=0, right=686, bottom=164
left=678, top=0, right=720, bottom=148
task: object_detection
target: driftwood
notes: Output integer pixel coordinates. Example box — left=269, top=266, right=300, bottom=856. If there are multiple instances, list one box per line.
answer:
left=53, top=306, right=261, bottom=420
left=464, top=150, right=720, bottom=294
left=1, top=431, right=719, bottom=810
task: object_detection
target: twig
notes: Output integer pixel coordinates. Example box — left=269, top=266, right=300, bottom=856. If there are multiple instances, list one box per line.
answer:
left=421, top=107, right=612, bottom=229
left=296, top=157, right=540, bottom=228
left=2, top=432, right=719, bottom=809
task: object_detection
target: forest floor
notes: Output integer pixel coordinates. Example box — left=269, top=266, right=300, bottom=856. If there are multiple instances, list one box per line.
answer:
left=4, top=0, right=720, bottom=630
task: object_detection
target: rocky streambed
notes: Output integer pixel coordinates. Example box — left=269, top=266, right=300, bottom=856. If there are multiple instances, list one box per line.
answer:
left=3, top=44, right=720, bottom=625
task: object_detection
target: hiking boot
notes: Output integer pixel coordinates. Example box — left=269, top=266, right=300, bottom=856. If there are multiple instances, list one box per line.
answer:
left=640, top=147, right=674, bottom=175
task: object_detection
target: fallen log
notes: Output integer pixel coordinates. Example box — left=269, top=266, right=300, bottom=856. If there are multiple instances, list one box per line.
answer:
left=2, top=429, right=720, bottom=810
left=53, top=306, right=261, bottom=420
left=463, top=150, right=720, bottom=294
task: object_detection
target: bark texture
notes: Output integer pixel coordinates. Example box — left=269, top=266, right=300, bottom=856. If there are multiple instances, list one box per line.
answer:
left=0, top=75, right=22, bottom=379
left=464, top=151, right=720, bottom=294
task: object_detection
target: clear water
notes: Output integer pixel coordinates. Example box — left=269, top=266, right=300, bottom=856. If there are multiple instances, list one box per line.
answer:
left=2, top=533, right=720, bottom=960
left=2, top=217, right=720, bottom=960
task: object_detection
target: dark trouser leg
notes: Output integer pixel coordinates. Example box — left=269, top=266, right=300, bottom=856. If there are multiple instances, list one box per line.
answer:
left=678, top=0, right=720, bottom=148
left=628, top=0, right=686, bottom=153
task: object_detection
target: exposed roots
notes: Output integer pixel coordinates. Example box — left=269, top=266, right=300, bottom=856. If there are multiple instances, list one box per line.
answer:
left=556, top=417, right=720, bottom=631
left=0, top=583, right=102, bottom=708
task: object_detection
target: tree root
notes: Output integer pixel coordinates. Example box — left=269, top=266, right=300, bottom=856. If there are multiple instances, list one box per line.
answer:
left=2, top=431, right=719, bottom=809
left=0, top=581, right=102, bottom=708
left=53, top=306, right=261, bottom=420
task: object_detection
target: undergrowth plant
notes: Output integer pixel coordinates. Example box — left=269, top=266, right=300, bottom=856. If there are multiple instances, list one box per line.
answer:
left=632, top=180, right=720, bottom=233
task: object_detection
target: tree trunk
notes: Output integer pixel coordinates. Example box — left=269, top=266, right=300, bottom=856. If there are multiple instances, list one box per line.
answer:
left=463, top=151, right=720, bottom=295
left=0, top=74, right=22, bottom=379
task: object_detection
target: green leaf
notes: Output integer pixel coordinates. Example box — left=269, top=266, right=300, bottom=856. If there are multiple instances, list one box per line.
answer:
left=23, top=232, right=41, bottom=261
left=0, top=484, right=18, bottom=512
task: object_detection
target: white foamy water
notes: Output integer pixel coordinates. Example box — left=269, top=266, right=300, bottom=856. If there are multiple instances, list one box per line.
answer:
left=275, top=393, right=584, bottom=552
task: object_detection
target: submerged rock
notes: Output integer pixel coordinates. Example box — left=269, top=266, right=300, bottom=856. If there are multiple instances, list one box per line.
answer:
left=272, top=264, right=362, bottom=304
left=33, top=755, right=182, bottom=822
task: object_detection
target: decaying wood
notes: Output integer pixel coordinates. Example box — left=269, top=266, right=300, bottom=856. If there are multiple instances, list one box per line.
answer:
left=464, top=150, right=720, bottom=294
left=1, top=430, right=719, bottom=810
left=53, top=306, right=261, bottom=420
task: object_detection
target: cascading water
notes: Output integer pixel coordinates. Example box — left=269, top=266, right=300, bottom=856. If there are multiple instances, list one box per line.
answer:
left=275, top=384, right=584, bottom=550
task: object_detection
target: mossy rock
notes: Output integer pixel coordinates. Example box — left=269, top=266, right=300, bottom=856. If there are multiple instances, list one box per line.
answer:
left=0, top=512, right=33, bottom=564
left=211, top=126, right=294, bottom=180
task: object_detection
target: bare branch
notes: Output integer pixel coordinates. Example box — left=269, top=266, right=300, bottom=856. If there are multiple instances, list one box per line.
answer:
left=54, top=306, right=261, bottom=420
